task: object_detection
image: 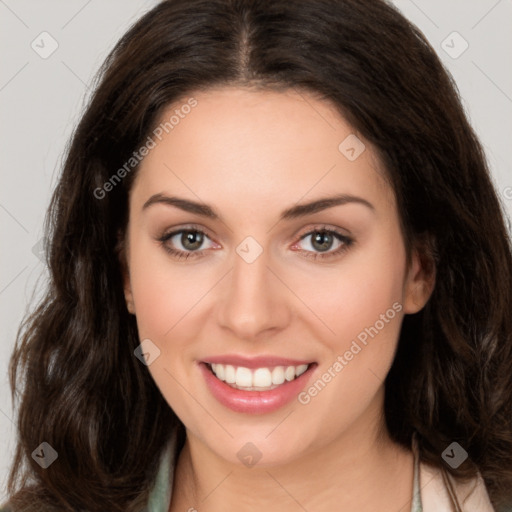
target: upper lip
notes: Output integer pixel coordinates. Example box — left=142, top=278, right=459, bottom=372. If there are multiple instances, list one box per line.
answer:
left=201, top=355, right=314, bottom=369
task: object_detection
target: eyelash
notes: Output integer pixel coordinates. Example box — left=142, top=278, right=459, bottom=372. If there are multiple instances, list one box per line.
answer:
left=157, top=224, right=354, bottom=262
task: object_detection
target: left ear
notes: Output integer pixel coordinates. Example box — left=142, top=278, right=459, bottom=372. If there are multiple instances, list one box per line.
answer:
left=403, top=236, right=436, bottom=314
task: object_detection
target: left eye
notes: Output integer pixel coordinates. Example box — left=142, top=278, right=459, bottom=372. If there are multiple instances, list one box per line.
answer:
left=293, top=228, right=353, bottom=256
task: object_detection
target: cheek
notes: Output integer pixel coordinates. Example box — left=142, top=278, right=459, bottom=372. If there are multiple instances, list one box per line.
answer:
left=128, top=232, right=208, bottom=340
left=294, top=227, right=407, bottom=351
left=291, top=226, right=406, bottom=424
left=127, top=239, right=207, bottom=420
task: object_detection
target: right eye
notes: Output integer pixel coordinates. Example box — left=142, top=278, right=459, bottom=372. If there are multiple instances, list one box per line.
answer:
left=158, top=228, right=217, bottom=260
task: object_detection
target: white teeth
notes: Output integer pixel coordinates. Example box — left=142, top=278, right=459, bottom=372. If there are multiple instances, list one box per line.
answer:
left=296, top=364, right=308, bottom=377
left=235, top=367, right=253, bottom=387
left=208, top=363, right=310, bottom=390
left=253, top=368, right=272, bottom=387
left=285, top=366, right=296, bottom=381
left=225, top=364, right=236, bottom=383
left=214, top=363, right=225, bottom=381
left=271, top=366, right=285, bottom=385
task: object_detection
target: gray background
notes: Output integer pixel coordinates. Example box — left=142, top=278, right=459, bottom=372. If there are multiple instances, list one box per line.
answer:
left=1, top=0, right=511, bottom=501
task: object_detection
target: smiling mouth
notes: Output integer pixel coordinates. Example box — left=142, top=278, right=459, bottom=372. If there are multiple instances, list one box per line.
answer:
left=205, top=362, right=312, bottom=391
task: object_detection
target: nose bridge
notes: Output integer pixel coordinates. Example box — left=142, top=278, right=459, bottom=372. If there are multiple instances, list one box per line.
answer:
left=217, top=239, right=288, bottom=339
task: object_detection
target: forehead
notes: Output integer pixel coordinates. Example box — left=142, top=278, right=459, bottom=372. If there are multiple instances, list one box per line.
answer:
left=130, top=86, right=394, bottom=216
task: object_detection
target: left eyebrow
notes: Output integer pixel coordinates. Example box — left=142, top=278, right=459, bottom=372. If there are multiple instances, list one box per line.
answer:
left=280, top=194, right=375, bottom=220
left=141, top=193, right=375, bottom=220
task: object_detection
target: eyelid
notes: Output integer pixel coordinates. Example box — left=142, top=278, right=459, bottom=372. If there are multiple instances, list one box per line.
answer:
left=293, top=223, right=352, bottom=240
left=159, top=223, right=215, bottom=240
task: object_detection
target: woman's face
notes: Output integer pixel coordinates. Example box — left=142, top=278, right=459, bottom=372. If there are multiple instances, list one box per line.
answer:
left=122, top=86, right=431, bottom=466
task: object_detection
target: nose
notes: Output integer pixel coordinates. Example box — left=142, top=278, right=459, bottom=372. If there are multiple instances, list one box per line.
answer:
left=216, top=246, right=291, bottom=341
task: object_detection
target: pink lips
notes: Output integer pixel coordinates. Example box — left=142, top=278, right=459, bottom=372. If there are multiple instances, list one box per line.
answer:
left=199, top=355, right=317, bottom=414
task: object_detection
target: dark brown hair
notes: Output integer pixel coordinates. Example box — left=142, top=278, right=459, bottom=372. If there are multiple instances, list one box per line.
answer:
left=5, top=0, right=512, bottom=510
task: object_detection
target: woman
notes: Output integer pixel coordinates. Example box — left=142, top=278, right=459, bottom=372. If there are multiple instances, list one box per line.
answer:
left=3, top=0, right=512, bottom=511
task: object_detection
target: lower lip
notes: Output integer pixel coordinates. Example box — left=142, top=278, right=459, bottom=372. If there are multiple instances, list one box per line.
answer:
left=199, top=362, right=316, bottom=414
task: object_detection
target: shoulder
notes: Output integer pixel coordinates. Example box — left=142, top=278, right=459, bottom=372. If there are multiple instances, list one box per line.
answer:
left=419, top=461, right=495, bottom=511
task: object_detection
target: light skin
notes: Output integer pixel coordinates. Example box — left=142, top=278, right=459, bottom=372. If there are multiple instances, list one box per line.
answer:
left=120, top=86, right=435, bottom=512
